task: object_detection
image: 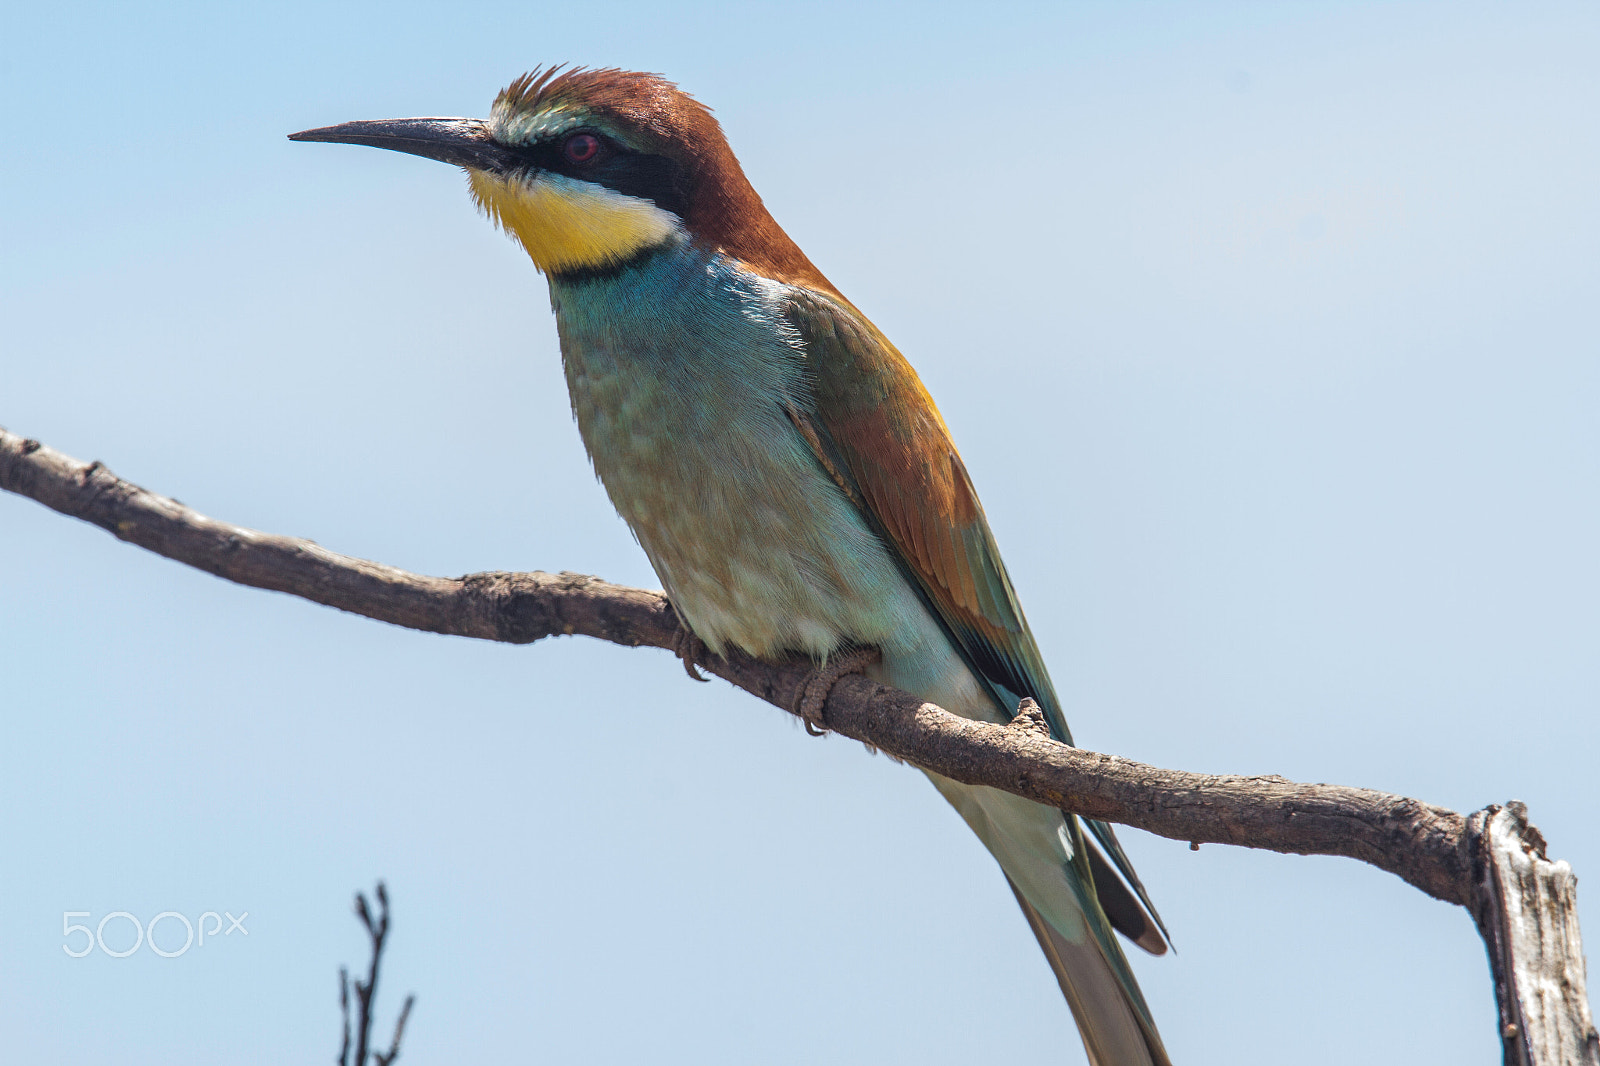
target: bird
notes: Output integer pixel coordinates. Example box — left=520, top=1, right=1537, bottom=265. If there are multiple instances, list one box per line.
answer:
left=291, top=67, right=1172, bottom=1065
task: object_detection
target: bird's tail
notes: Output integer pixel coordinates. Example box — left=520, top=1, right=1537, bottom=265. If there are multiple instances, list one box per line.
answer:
left=928, top=774, right=1172, bottom=1066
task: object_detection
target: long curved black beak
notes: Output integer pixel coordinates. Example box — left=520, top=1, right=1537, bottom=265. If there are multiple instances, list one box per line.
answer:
left=288, top=117, right=516, bottom=172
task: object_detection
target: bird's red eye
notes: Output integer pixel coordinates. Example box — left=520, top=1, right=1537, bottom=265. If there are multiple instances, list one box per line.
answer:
left=563, top=133, right=601, bottom=165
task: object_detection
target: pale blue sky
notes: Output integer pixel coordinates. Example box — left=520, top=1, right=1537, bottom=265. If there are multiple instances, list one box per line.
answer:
left=3, top=2, right=1597, bottom=1063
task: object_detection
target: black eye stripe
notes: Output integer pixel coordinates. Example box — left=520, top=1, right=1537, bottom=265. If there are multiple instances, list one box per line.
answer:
left=507, top=132, right=690, bottom=220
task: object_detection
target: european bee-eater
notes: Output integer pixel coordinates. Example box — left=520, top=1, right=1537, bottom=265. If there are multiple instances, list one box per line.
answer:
left=292, top=67, right=1171, bottom=1065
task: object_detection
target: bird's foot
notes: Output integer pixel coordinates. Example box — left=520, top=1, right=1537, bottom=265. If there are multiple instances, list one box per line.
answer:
left=793, top=645, right=882, bottom=736
left=673, top=627, right=712, bottom=682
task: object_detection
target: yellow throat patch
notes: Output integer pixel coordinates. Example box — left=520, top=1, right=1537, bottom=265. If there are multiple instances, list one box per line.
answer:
left=468, top=169, right=682, bottom=275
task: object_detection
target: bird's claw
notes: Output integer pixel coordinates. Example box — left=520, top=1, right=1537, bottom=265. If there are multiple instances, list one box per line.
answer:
left=674, top=628, right=711, bottom=682
left=793, top=645, right=881, bottom=735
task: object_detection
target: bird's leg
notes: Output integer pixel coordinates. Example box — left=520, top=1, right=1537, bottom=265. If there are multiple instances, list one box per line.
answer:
left=793, top=645, right=882, bottom=736
left=673, top=627, right=712, bottom=682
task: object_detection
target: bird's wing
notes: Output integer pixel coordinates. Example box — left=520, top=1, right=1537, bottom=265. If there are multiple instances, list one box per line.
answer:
left=781, top=290, right=1056, bottom=724
left=782, top=288, right=1169, bottom=953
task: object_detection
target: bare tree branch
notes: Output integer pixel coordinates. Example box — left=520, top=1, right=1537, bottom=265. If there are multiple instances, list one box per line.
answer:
left=4, top=425, right=1595, bottom=1064
left=1470, top=806, right=1600, bottom=1066
left=0, top=426, right=1479, bottom=899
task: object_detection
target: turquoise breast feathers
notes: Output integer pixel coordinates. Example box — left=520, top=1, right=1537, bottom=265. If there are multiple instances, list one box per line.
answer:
left=550, top=243, right=929, bottom=662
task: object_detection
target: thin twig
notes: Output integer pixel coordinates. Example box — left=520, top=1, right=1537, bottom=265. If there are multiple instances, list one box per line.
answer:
left=338, top=882, right=414, bottom=1066
left=374, top=995, right=415, bottom=1066
left=338, top=968, right=351, bottom=1066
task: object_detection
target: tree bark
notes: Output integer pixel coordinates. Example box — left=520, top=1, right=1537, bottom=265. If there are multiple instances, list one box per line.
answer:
left=3, top=424, right=1594, bottom=1063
